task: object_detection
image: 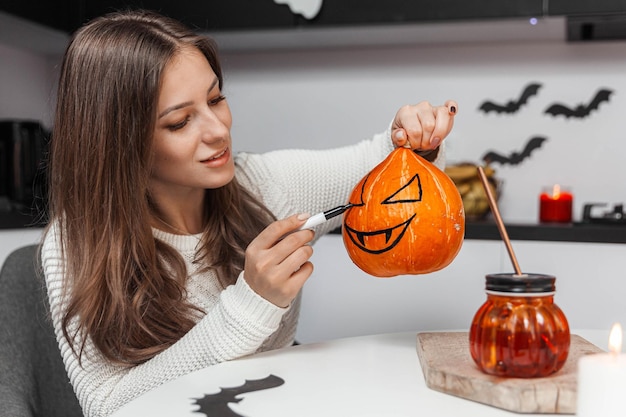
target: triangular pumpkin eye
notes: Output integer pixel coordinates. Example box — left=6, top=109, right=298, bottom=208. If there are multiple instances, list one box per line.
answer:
left=348, top=174, right=369, bottom=207
left=382, top=174, right=422, bottom=204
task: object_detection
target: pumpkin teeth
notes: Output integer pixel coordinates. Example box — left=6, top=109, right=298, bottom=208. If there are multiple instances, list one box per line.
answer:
left=344, top=213, right=416, bottom=255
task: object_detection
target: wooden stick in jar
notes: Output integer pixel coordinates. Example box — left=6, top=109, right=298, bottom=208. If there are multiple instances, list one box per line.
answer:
left=477, top=166, right=523, bottom=276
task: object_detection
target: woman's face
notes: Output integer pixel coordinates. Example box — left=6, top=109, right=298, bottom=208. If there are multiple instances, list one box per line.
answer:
left=151, top=46, right=234, bottom=198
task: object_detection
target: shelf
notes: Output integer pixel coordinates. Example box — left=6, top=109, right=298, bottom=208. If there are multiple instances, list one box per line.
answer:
left=3, top=211, right=623, bottom=244
left=465, top=220, right=626, bottom=244
left=329, top=221, right=626, bottom=244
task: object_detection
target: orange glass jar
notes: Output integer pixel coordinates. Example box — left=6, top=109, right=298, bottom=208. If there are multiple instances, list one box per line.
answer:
left=469, top=273, right=570, bottom=378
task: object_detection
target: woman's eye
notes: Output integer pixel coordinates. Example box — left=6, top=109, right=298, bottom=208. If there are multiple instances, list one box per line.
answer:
left=208, top=95, right=226, bottom=106
left=167, top=117, right=189, bottom=131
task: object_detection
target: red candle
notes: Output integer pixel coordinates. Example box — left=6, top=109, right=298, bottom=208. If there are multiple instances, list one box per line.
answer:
left=539, top=185, right=573, bottom=223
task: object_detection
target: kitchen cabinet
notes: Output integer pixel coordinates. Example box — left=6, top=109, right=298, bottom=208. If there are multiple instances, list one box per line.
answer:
left=549, top=0, right=626, bottom=16
left=301, top=0, right=544, bottom=26
left=1, top=1, right=544, bottom=33
left=82, top=0, right=296, bottom=32
left=0, top=0, right=80, bottom=33
left=4, top=0, right=626, bottom=35
left=561, top=1, right=626, bottom=41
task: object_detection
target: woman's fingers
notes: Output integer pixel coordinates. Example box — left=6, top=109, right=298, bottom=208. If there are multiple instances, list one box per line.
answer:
left=244, top=214, right=315, bottom=307
left=391, top=100, right=458, bottom=150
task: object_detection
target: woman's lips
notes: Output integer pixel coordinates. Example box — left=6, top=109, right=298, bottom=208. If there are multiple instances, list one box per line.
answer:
left=200, top=147, right=230, bottom=167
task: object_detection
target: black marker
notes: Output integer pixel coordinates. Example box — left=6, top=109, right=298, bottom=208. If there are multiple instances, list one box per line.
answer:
left=298, top=203, right=353, bottom=230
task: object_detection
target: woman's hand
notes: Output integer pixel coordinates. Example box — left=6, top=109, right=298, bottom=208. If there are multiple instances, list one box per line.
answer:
left=243, top=214, right=315, bottom=308
left=391, top=100, right=457, bottom=151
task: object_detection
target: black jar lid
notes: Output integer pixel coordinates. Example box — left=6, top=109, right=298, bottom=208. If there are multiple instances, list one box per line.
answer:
left=485, top=273, right=556, bottom=293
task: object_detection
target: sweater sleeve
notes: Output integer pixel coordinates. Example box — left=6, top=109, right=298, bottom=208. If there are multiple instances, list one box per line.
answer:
left=235, top=125, right=445, bottom=237
left=41, top=225, right=289, bottom=417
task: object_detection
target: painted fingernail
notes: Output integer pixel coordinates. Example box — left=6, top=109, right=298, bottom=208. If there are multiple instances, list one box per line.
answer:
left=450, top=105, right=457, bottom=114
left=394, top=130, right=405, bottom=140
left=430, top=137, right=441, bottom=147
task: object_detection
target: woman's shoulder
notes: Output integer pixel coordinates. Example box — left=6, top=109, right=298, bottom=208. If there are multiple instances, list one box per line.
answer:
left=233, top=151, right=275, bottom=195
left=41, top=220, right=61, bottom=256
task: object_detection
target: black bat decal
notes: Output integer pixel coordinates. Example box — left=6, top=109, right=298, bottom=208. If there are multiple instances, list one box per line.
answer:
left=479, top=83, right=542, bottom=114
left=544, top=88, right=613, bottom=118
left=482, top=136, right=547, bottom=166
left=193, top=374, right=285, bottom=417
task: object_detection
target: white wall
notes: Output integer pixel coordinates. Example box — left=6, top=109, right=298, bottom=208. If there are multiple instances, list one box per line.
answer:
left=296, top=235, right=626, bottom=343
left=220, top=40, right=626, bottom=223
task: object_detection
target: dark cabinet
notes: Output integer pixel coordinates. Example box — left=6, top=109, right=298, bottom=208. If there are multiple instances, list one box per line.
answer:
left=26, top=0, right=547, bottom=33
left=82, top=1, right=297, bottom=31
left=309, top=0, right=544, bottom=27
left=552, top=0, right=626, bottom=41
left=549, top=0, right=626, bottom=16
left=81, top=0, right=547, bottom=32
left=0, top=0, right=547, bottom=33
left=4, top=0, right=626, bottom=35
left=0, top=0, right=81, bottom=33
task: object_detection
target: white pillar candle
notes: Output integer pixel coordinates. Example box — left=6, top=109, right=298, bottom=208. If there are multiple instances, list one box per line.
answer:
left=577, top=323, right=626, bottom=416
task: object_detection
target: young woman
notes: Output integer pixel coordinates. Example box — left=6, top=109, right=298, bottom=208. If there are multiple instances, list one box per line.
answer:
left=41, top=9, right=457, bottom=417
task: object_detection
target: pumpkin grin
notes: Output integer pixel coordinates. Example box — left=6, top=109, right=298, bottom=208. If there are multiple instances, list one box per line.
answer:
left=344, top=213, right=416, bottom=255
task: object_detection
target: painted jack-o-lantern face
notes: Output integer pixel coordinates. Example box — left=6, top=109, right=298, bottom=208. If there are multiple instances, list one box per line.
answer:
left=342, top=147, right=465, bottom=277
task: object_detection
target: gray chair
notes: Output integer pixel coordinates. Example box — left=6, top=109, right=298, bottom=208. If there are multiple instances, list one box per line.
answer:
left=0, top=244, right=83, bottom=417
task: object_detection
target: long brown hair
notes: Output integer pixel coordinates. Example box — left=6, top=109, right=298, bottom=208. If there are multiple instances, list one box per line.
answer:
left=47, top=9, right=274, bottom=366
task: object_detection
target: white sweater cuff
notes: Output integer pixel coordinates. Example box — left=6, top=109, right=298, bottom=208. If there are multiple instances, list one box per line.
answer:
left=220, top=272, right=288, bottom=332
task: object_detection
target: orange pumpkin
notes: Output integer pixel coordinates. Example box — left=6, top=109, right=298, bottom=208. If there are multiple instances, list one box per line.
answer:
left=342, top=147, right=465, bottom=277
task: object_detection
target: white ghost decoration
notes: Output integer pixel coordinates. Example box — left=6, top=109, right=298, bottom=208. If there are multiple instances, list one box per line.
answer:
left=273, top=0, right=323, bottom=20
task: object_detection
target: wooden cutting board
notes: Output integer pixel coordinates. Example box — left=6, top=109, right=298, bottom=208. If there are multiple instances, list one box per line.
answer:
left=415, top=332, right=603, bottom=414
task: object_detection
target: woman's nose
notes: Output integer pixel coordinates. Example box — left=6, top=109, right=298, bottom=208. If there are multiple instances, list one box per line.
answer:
left=199, top=109, right=229, bottom=144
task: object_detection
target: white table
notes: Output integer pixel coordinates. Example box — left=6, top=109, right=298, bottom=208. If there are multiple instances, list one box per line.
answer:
left=111, top=330, right=608, bottom=417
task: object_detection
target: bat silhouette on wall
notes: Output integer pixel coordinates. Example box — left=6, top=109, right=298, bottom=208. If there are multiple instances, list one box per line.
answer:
left=544, top=88, right=613, bottom=119
left=482, top=136, right=547, bottom=166
left=478, top=83, right=542, bottom=114
left=193, top=374, right=285, bottom=417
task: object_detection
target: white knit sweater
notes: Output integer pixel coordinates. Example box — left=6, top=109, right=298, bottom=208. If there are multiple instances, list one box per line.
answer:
left=41, top=127, right=444, bottom=417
